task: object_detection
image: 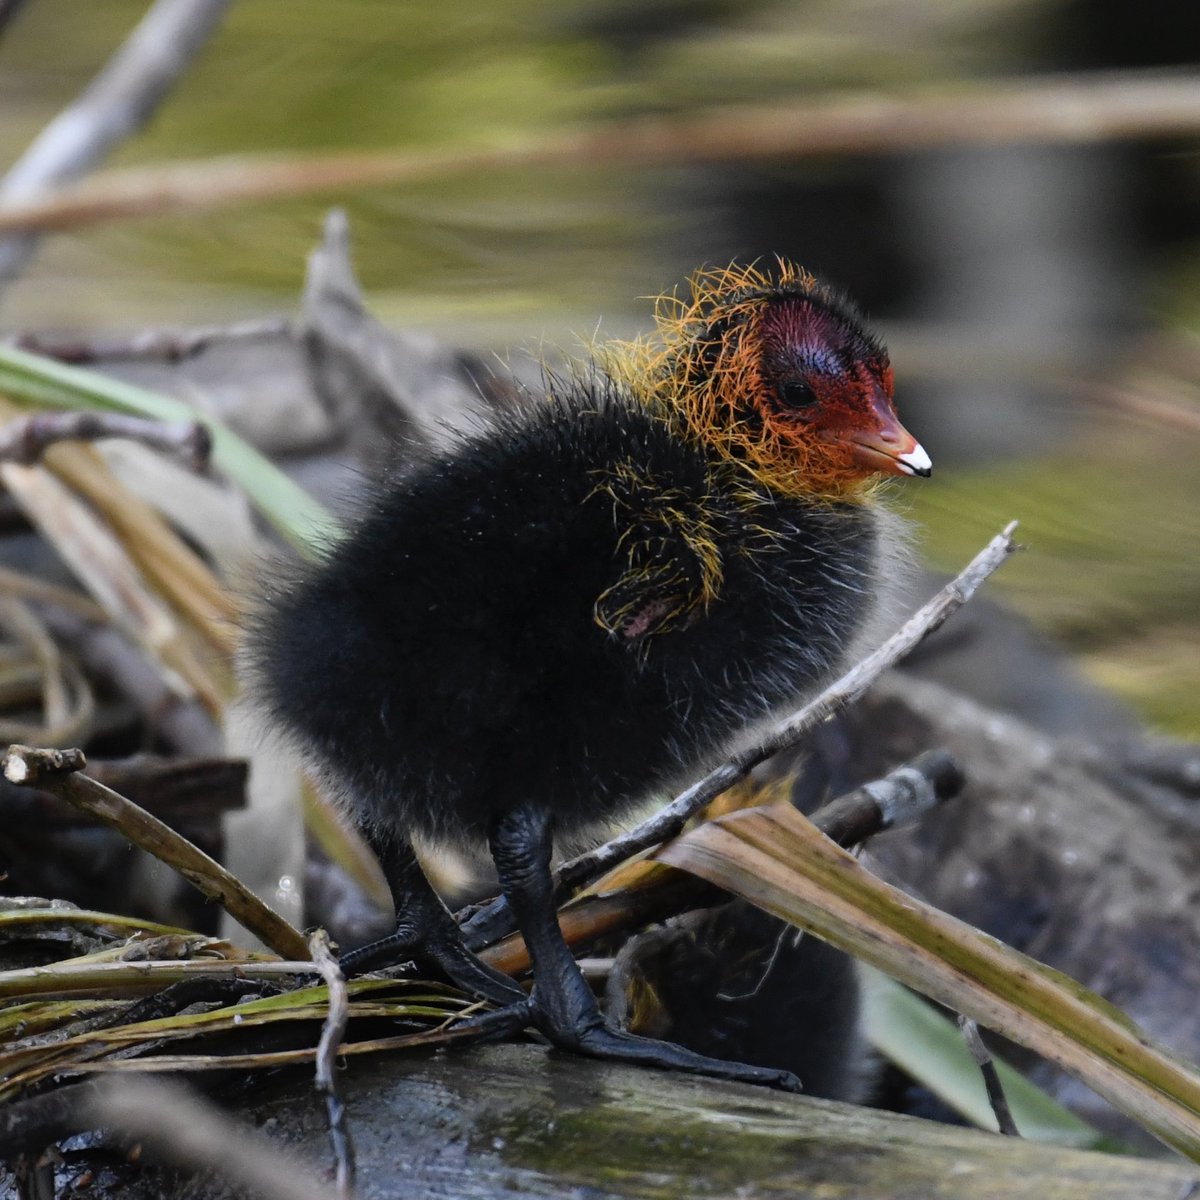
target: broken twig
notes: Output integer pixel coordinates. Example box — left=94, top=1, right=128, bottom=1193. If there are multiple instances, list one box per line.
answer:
left=959, top=1015, right=1022, bottom=1137
left=309, top=929, right=355, bottom=1197
left=0, top=410, right=211, bottom=472
left=14, top=316, right=293, bottom=365
left=0, top=0, right=232, bottom=290
left=804, top=748, right=964, bottom=848
left=0, top=745, right=309, bottom=960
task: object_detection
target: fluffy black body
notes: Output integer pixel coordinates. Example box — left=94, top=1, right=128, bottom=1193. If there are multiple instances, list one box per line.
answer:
left=255, top=382, right=880, bottom=848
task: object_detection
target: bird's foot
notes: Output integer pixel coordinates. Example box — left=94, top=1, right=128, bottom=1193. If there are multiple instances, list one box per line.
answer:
left=552, top=1019, right=803, bottom=1092
left=339, top=926, right=526, bottom=1008
left=530, top=989, right=802, bottom=1092
left=443, top=990, right=802, bottom=1091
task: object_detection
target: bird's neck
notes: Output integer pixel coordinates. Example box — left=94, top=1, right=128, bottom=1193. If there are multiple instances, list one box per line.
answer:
left=603, top=339, right=876, bottom=506
left=652, top=387, right=878, bottom=506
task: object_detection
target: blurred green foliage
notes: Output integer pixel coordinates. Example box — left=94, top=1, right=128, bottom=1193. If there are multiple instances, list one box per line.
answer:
left=0, top=0, right=1196, bottom=735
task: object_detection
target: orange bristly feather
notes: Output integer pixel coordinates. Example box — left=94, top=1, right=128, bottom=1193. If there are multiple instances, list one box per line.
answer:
left=606, top=261, right=879, bottom=502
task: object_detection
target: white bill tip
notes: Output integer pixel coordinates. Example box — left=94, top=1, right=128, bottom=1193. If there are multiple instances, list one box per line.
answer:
left=897, top=442, right=932, bottom=477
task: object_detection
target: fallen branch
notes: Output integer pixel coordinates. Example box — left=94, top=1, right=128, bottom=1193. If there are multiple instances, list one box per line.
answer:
left=13, top=315, right=293, bottom=365
left=0, top=745, right=309, bottom=961
left=309, top=930, right=355, bottom=1198
left=0, top=0, right=232, bottom=290
left=1, top=71, right=1200, bottom=236
left=80, top=1044, right=1200, bottom=1199
left=0, top=410, right=212, bottom=471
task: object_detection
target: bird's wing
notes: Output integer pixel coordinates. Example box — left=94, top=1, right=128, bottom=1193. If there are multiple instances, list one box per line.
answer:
left=591, top=461, right=725, bottom=642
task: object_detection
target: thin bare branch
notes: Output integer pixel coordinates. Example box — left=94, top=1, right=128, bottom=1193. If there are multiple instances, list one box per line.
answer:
left=0, top=71, right=1198, bottom=238
left=553, top=522, right=1019, bottom=896
left=5, top=755, right=246, bottom=830
left=473, top=751, right=967, bottom=975
left=498, top=68, right=1200, bottom=155
left=86, top=1077, right=340, bottom=1200
left=0, top=744, right=310, bottom=961
left=13, top=315, right=293, bottom=365
left=0, top=410, right=211, bottom=471
left=459, top=528, right=1012, bottom=952
left=309, top=929, right=355, bottom=1198
left=0, top=0, right=231, bottom=289
left=959, top=1015, right=1021, bottom=1137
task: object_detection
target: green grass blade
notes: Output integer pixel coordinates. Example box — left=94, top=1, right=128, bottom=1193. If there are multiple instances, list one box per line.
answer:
left=0, top=342, right=341, bottom=558
left=862, top=968, right=1111, bottom=1150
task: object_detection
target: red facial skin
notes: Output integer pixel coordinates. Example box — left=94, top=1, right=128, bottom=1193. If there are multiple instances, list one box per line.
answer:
left=754, top=298, right=926, bottom=486
left=641, top=265, right=929, bottom=497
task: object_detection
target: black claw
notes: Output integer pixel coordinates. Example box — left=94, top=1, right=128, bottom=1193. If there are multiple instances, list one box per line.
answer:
left=487, top=804, right=802, bottom=1092
left=448, top=991, right=804, bottom=1092
left=424, top=941, right=527, bottom=1007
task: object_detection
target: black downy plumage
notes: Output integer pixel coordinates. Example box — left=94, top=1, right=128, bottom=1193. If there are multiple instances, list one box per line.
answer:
left=250, top=263, right=931, bottom=1091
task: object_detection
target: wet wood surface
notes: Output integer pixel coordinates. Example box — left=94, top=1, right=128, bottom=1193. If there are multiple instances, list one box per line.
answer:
left=100, top=1044, right=1198, bottom=1200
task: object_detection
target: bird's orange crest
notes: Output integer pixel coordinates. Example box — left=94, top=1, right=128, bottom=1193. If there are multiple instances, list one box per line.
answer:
left=607, top=260, right=902, bottom=501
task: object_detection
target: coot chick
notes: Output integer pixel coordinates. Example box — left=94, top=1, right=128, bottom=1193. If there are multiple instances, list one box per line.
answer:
left=251, top=262, right=930, bottom=1090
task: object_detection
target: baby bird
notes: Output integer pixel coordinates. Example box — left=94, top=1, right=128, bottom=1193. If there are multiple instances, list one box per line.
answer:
left=251, top=262, right=930, bottom=1091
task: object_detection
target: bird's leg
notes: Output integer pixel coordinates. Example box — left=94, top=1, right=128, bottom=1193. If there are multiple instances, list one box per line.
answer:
left=340, top=830, right=526, bottom=1008
left=489, top=803, right=802, bottom=1092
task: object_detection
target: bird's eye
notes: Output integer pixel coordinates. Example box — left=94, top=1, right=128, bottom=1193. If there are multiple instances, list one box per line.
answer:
left=778, top=379, right=819, bottom=409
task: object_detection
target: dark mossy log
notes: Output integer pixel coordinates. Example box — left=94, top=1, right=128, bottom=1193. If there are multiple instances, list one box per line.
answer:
left=84, top=1045, right=1198, bottom=1200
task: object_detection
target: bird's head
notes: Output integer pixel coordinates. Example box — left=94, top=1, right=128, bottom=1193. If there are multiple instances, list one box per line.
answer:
left=622, top=262, right=930, bottom=500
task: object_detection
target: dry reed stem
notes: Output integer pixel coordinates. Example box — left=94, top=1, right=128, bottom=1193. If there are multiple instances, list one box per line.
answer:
left=1, top=744, right=310, bottom=961
left=0, top=71, right=1198, bottom=237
